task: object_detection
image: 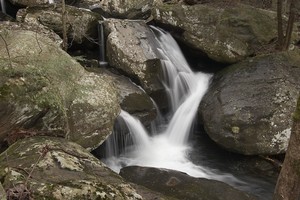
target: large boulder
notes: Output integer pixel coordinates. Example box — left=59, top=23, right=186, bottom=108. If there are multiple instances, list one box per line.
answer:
left=0, top=24, right=120, bottom=151
left=120, top=166, right=258, bottom=200
left=200, top=50, right=300, bottom=155
left=104, top=19, right=167, bottom=108
left=88, top=0, right=153, bottom=19
left=152, top=3, right=278, bottom=63
left=0, top=136, right=142, bottom=199
left=17, top=4, right=101, bottom=49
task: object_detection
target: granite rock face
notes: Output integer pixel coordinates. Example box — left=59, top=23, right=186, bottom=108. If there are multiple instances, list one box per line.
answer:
left=104, top=19, right=168, bottom=108
left=152, top=3, right=278, bottom=63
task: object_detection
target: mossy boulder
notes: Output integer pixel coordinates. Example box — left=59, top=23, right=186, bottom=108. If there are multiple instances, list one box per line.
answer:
left=120, top=166, right=258, bottom=200
left=0, top=25, right=120, bottom=150
left=90, top=0, right=153, bottom=19
left=152, top=3, right=278, bottom=63
left=0, top=136, right=142, bottom=199
left=16, top=4, right=101, bottom=48
left=200, top=50, right=300, bottom=155
left=104, top=19, right=167, bottom=108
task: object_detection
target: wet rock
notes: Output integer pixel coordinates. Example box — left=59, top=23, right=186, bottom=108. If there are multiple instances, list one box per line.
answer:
left=0, top=136, right=142, bottom=200
left=152, top=3, right=278, bottom=63
left=112, top=72, right=157, bottom=125
left=88, top=0, right=153, bottom=19
left=0, top=13, right=15, bottom=21
left=8, top=0, right=49, bottom=6
left=120, top=166, right=258, bottom=200
left=89, top=68, right=157, bottom=125
left=104, top=19, right=167, bottom=109
left=200, top=50, right=300, bottom=155
left=0, top=27, right=119, bottom=150
left=16, top=4, right=101, bottom=49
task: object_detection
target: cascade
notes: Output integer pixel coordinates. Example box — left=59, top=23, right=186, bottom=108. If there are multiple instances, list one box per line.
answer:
left=0, top=0, right=6, bottom=14
left=102, top=27, right=274, bottom=197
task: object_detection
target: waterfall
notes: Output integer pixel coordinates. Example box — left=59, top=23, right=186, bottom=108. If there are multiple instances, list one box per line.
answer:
left=103, top=26, right=246, bottom=184
left=0, top=0, right=6, bottom=14
left=100, top=27, right=277, bottom=199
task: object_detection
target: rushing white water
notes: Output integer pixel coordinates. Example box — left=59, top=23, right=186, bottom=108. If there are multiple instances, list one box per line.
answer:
left=103, top=27, right=246, bottom=185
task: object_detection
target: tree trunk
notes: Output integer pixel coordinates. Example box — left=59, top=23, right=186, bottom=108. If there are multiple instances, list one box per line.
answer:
left=283, top=0, right=296, bottom=50
left=62, top=0, right=68, bottom=51
left=277, top=0, right=284, bottom=49
left=273, top=97, right=300, bottom=200
left=272, top=0, right=277, bottom=11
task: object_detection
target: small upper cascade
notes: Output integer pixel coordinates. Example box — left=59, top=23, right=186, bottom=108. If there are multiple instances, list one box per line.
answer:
left=98, top=21, right=108, bottom=67
left=1, top=0, right=6, bottom=14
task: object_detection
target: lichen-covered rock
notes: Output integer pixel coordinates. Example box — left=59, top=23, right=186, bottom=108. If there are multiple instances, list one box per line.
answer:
left=0, top=13, right=15, bottom=22
left=104, top=19, right=167, bottom=108
left=120, top=166, right=258, bottom=200
left=87, top=0, right=153, bottom=19
left=0, top=136, right=142, bottom=200
left=16, top=4, right=101, bottom=48
left=0, top=26, right=120, bottom=150
left=152, top=3, right=278, bottom=63
left=68, top=72, right=120, bottom=150
left=200, top=50, right=300, bottom=155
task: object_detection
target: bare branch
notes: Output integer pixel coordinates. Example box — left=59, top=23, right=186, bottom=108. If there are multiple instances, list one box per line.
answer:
left=0, top=33, right=13, bottom=68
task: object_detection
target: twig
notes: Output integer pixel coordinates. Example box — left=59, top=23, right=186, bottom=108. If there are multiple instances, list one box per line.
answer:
left=35, top=30, right=43, bottom=54
left=259, top=155, right=283, bottom=169
left=0, top=33, right=13, bottom=68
